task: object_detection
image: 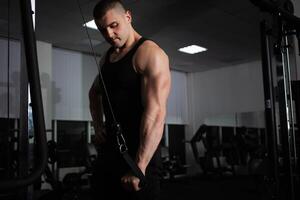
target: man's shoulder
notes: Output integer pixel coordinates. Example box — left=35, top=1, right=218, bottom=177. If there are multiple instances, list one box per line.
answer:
left=134, top=39, right=168, bottom=73
left=140, top=40, right=160, bottom=53
left=136, top=39, right=167, bottom=60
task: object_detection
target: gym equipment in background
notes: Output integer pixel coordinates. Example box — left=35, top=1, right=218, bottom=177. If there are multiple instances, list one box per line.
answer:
left=251, top=0, right=300, bottom=199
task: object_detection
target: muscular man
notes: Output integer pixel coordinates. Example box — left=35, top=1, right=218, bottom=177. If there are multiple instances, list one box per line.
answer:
left=88, top=0, right=171, bottom=199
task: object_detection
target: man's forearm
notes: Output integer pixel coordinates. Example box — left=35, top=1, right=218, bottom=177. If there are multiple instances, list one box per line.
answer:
left=89, top=87, right=104, bottom=133
left=90, top=96, right=102, bottom=125
left=136, top=108, right=166, bottom=173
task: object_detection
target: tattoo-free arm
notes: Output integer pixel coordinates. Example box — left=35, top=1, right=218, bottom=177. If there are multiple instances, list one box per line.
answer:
left=89, top=76, right=105, bottom=144
left=135, top=46, right=171, bottom=173
left=89, top=52, right=107, bottom=144
left=120, top=43, right=170, bottom=192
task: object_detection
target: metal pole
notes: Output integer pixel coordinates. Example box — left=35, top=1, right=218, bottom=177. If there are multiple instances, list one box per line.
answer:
left=277, top=30, right=295, bottom=200
left=283, top=34, right=298, bottom=171
left=260, top=21, right=280, bottom=199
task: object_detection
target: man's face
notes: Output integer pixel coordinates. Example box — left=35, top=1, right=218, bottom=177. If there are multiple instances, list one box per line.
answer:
left=95, top=8, right=131, bottom=48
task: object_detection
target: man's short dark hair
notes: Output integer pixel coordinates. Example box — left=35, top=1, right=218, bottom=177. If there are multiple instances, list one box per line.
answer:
left=93, top=0, right=127, bottom=20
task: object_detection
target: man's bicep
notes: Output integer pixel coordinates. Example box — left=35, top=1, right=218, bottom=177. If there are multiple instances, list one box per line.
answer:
left=143, top=51, right=170, bottom=111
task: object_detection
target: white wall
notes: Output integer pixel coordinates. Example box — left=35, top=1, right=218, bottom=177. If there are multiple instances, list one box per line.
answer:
left=203, top=111, right=265, bottom=128
left=185, top=60, right=265, bottom=174
left=166, top=70, right=188, bottom=124
left=0, top=38, right=21, bottom=118
left=187, top=60, right=264, bottom=131
left=37, top=41, right=53, bottom=129
left=52, top=48, right=98, bottom=121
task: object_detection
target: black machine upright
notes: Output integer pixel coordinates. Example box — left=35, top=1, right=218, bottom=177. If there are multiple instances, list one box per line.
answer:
left=251, top=0, right=300, bottom=199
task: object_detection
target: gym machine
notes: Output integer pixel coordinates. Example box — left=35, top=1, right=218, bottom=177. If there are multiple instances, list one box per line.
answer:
left=189, top=124, right=267, bottom=178
left=250, top=0, right=300, bottom=199
left=189, top=125, right=237, bottom=177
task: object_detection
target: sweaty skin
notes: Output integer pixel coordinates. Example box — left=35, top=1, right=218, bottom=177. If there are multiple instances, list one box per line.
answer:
left=89, top=7, right=171, bottom=192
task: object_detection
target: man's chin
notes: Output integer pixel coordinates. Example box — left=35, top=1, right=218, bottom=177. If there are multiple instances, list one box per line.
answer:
left=109, top=40, right=122, bottom=48
left=113, top=43, right=123, bottom=48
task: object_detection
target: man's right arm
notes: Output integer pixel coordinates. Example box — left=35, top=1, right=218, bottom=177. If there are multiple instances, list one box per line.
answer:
left=89, top=51, right=107, bottom=144
left=89, top=75, right=106, bottom=144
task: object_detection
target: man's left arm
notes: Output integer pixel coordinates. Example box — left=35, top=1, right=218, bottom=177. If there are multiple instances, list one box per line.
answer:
left=136, top=46, right=171, bottom=174
left=121, top=43, right=171, bottom=192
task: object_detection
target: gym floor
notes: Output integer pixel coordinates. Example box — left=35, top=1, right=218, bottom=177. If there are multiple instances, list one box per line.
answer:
left=75, top=175, right=264, bottom=200
left=160, top=175, right=263, bottom=200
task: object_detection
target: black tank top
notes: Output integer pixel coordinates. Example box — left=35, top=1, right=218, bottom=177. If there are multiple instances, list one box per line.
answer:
left=101, top=38, right=160, bottom=171
left=102, top=37, right=144, bottom=153
left=101, top=38, right=161, bottom=171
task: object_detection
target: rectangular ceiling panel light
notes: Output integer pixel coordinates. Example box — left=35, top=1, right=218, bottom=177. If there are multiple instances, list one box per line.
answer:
left=178, top=45, right=207, bottom=54
left=84, top=20, right=98, bottom=30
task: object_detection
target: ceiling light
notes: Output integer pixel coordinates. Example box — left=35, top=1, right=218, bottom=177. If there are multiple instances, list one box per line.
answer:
left=84, top=20, right=98, bottom=30
left=178, top=45, right=207, bottom=54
